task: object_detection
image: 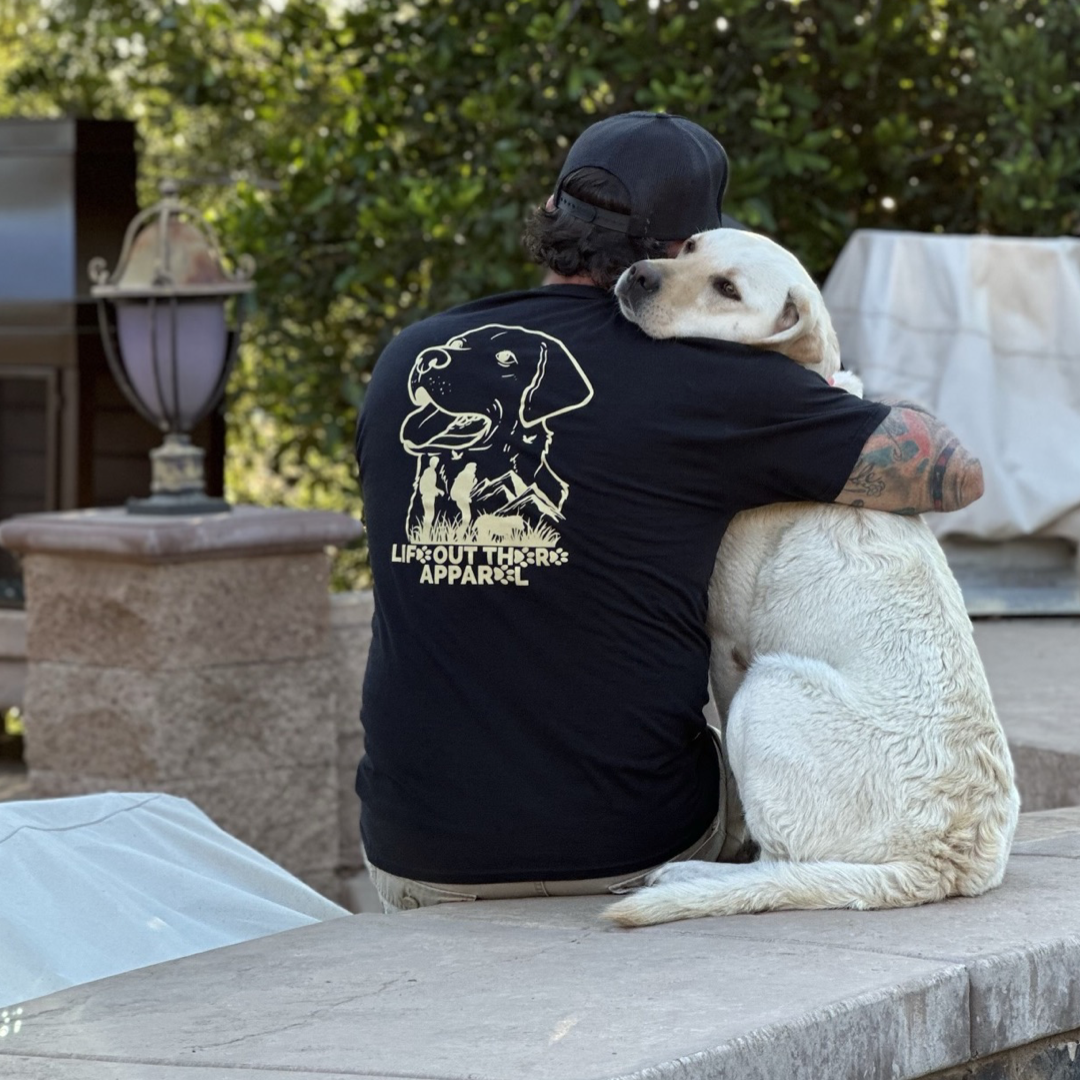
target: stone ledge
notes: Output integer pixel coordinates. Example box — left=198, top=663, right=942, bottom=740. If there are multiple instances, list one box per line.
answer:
left=1008, top=744, right=1080, bottom=814
left=0, top=1059, right=375, bottom=1079
left=0, top=916, right=972, bottom=1080
left=1014, top=804, right=1080, bottom=843
left=924, top=1026, right=1080, bottom=1079
left=4, top=806, right=1080, bottom=1080
left=972, top=620, right=1080, bottom=812
left=0, top=505, right=362, bottom=564
left=0, top=1060, right=379, bottom=1079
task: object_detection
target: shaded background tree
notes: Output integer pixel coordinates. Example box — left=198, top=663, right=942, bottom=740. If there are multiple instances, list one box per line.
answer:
left=2, top=0, right=1077, bottom=582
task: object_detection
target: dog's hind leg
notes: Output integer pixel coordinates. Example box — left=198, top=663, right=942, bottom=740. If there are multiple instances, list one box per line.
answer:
left=715, top=737, right=754, bottom=862
left=707, top=632, right=754, bottom=861
left=603, top=653, right=956, bottom=927
left=724, top=653, right=903, bottom=866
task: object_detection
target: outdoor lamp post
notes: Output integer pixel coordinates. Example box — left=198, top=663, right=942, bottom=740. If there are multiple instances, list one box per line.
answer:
left=89, top=180, right=255, bottom=514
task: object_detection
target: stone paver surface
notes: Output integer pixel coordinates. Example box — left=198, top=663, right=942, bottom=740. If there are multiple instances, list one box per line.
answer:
left=0, top=907, right=971, bottom=1080
left=3, top=808, right=1080, bottom=1080
left=0, top=1061, right=382, bottom=1080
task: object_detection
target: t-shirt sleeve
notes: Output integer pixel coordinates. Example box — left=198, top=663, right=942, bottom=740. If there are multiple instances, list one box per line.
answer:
left=715, top=349, right=890, bottom=509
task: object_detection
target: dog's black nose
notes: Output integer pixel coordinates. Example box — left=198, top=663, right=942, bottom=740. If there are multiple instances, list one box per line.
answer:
left=623, top=261, right=662, bottom=296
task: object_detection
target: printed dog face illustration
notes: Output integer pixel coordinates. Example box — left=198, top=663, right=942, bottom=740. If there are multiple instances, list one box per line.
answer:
left=614, top=229, right=841, bottom=379
left=399, top=325, right=593, bottom=543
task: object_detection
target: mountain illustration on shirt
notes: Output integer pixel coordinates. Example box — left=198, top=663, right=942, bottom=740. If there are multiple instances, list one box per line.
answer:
left=398, top=324, right=594, bottom=549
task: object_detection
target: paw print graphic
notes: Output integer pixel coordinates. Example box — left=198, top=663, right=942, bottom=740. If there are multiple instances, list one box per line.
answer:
left=550, top=548, right=569, bottom=566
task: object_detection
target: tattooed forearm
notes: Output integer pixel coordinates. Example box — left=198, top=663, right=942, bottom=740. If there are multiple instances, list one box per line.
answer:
left=836, top=407, right=984, bottom=514
left=843, top=462, right=887, bottom=498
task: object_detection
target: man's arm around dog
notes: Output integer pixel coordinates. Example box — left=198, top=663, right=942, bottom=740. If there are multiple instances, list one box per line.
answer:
left=836, top=397, right=984, bottom=515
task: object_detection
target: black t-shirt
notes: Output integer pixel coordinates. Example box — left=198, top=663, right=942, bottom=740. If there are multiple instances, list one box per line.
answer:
left=355, top=284, right=887, bottom=884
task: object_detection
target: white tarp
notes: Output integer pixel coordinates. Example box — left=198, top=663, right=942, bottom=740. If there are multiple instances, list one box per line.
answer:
left=822, top=230, right=1080, bottom=542
left=0, top=792, right=348, bottom=1008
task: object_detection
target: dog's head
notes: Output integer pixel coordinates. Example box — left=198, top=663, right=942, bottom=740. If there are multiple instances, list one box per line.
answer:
left=400, top=324, right=594, bottom=455
left=614, top=229, right=840, bottom=379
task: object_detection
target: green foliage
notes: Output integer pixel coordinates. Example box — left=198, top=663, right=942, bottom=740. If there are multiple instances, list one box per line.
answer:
left=2, top=0, right=1078, bottom=588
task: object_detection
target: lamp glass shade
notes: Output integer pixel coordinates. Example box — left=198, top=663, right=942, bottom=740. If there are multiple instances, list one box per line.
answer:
left=116, top=299, right=228, bottom=430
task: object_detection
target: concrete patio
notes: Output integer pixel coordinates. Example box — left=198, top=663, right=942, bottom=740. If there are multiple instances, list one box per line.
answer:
left=2, top=805, right=1079, bottom=1080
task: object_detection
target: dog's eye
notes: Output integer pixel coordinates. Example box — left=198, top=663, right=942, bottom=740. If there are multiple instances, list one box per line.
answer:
left=713, top=277, right=740, bottom=300
left=495, top=350, right=517, bottom=367
left=682, top=238, right=696, bottom=255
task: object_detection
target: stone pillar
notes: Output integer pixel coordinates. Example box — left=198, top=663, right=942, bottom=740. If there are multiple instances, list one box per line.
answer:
left=0, top=506, right=362, bottom=901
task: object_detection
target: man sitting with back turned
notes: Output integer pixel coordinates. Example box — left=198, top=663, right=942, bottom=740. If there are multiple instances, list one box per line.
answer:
left=354, top=111, right=983, bottom=912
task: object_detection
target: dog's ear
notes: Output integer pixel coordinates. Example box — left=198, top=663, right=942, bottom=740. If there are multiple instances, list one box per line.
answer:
left=758, top=283, right=840, bottom=378
left=774, top=291, right=802, bottom=335
left=519, top=337, right=594, bottom=427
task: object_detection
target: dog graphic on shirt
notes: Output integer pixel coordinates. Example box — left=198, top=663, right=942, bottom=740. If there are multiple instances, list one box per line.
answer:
left=399, top=325, right=593, bottom=545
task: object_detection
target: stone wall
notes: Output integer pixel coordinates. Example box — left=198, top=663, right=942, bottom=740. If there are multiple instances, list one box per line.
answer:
left=0, top=506, right=363, bottom=903
left=328, top=589, right=374, bottom=878
left=20, top=548, right=344, bottom=897
left=1, top=577, right=377, bottom=900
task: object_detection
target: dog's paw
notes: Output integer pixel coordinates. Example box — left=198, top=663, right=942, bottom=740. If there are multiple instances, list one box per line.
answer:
left=830, top=370, right=864, bottom=398
left=645, top=859, right=727, bottom=887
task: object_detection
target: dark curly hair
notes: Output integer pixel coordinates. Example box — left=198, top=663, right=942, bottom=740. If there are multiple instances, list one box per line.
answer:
left=522, top=167, right=669, bottom=290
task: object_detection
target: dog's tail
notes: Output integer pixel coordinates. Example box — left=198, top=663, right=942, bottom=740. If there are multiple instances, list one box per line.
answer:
left=603, top=859, right=947, bottom=928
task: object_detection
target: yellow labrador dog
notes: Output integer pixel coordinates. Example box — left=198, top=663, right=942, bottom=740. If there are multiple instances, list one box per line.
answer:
left=605, top=230, right=1019, bottom=927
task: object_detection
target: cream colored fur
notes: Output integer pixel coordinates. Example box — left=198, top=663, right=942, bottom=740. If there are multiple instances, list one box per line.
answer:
left=606, top=230, right=1019, bottom=927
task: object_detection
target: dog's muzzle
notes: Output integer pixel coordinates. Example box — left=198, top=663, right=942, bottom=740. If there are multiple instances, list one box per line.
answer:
left=615, top=261, right=663, bottom=316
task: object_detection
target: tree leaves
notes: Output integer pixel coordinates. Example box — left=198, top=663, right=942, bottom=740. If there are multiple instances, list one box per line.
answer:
left=2, top=0, right=1077, bottom=568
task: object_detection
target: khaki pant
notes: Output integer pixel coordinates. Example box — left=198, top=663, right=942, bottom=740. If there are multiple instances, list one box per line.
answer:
left=369, top=727, right=731, bottom=913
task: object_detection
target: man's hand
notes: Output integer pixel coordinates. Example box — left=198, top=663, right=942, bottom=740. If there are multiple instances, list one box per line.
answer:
left=835, top=398, right=984, bottom=515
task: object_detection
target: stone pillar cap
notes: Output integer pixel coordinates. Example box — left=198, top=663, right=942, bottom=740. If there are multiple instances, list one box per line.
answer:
left=0, top=506, right=363, bottom=563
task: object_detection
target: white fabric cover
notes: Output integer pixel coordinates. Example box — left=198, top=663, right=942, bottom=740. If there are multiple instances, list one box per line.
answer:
left=0, top=793, right=348, bottom=1007
left=822, top=230, right=1080, bottom=541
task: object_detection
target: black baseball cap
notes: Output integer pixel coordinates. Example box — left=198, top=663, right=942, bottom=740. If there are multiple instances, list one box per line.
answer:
left=554, top=111, right=729, bottom=240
